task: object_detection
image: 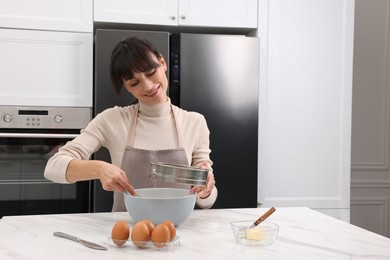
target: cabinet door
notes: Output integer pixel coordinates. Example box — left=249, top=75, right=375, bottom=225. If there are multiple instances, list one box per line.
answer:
left=178, top=0, right=257, bottom=28
left=0, top=29, right=93, bottom=107
left=257, top=0, right=354, bottom=221
left=94, top=0, right=177, bottom=26
left=0, top=0, right=92, bottom=32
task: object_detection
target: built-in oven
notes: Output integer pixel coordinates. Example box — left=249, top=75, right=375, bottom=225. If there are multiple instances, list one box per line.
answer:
left=0, top=106, right=91, bottom=218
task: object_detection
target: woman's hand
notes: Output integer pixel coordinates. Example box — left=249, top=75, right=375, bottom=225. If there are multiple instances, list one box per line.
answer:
left=66, top=159, right=136, bottom=195
left=97, top=162, right=136, bottom=195
left=190, top=162, right=215, bottom=199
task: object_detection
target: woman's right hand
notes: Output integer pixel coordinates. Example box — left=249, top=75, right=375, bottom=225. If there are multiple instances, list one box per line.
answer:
left=66, top=159, right=136, bottom=196
left=97, top=162, right=136, bottom=195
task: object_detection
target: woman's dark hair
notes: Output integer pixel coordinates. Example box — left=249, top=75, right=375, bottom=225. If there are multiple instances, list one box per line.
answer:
left=110, top=36, right=162, bottom=95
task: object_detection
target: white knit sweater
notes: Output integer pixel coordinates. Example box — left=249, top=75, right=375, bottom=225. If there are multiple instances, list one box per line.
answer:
left=44, top=99, right=217, bottom=208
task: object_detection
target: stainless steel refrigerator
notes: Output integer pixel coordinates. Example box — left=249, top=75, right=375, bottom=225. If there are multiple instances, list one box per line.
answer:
left=93, top=29, right=259, bottom=211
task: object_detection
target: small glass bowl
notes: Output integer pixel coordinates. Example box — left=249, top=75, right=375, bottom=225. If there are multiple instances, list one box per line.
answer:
left=107, top=236, right=180, bottom=250
left=231, top=220, right=279, bottom=246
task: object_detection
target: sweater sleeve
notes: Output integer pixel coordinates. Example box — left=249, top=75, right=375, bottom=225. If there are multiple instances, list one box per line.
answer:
left=43, top=108, right=120, bottom=184
left=196, top=186, right=218, bottom=209
left=187, top=112, right=217, bottom=208
left=191, top=114, right=213, bottom=167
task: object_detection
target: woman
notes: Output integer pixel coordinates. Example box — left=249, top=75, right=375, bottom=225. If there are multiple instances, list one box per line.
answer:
left=44, top=36, right=217, bottom=210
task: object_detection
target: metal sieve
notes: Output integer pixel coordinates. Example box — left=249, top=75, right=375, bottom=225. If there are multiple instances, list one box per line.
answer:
left=150, top=162, right=208, bottom=185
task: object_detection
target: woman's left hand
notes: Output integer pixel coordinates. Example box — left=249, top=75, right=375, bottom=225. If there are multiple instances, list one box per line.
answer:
left=190, top=162, right=215, bottom=199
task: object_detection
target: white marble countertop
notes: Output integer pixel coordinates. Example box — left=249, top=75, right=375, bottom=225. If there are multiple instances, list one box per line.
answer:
left=0, top=207, right=389, bottom=260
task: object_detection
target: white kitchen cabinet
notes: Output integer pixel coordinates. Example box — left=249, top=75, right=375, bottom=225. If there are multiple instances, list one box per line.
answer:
left=257, top=0, right=354, bottom=222
left=0, top=0, right=93, bottom=32
left=93, top=0, right=257, bottom=28
left=178, top=0, right=257, bottom=28
left=0, top=29, right=93, bottom=107
left=94, top=0, right=177, bottom=26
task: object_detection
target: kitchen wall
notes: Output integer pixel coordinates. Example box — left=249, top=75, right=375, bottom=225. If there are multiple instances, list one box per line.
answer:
left=351, top=0, right=390, bottom=238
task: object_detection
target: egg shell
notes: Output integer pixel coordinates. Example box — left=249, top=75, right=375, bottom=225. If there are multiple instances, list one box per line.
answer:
left=162, top=220, right=176, bottom=241
left=142, top=219, right=155, bottom=235
left=151, top=223, right=171, bottom=248
left=111, top=220, right=130, bottom=246
left=131, top=221, right=150, bottom=247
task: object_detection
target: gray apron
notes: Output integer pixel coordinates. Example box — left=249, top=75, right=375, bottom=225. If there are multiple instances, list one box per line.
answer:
left=112, top=104, right=190, bottom=212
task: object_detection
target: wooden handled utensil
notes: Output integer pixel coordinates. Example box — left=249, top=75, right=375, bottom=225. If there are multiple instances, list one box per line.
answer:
left=249, top=207, right=276, bottom=228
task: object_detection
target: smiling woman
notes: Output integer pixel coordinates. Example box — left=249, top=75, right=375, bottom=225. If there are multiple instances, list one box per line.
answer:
left=44, top=36, right=217, bottom=213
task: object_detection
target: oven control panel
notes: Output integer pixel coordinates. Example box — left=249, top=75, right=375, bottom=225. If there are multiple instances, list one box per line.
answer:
left=0, top=106, right=91, bottom=129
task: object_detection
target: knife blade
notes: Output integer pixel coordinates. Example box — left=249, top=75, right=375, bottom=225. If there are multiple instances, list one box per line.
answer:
left=53, top=232, right=107, bottom=250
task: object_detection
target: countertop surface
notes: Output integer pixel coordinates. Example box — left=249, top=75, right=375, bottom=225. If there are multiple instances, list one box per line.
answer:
left=0, top=207, right=389, bottom=260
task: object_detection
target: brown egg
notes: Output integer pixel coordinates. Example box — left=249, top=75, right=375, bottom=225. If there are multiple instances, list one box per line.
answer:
left=111, top=220, right=130, bottom=246
left=162, top=220, right=176, bottom=241
left=131, top=221, right=150, bottom=247
left=151, top=223, right=171, bottom=248
left=142, top=219, right=155, bottom=235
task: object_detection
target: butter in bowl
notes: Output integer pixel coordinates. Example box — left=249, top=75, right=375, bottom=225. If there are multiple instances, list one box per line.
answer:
left=230, top=220, right=279, bottom=246
left=231, top=207, right=278, bottom=246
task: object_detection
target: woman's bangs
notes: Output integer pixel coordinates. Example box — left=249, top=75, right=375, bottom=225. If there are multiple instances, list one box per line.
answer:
left=121, top=50, right=160, bottom=81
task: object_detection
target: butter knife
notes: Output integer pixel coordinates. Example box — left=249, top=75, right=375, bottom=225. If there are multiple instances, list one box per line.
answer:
left=249, top=207, right=276, bottom=228
left=53, top=232, right=107, bottom=250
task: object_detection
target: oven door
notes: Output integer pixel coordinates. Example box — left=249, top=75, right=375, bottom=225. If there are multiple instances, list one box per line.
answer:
left=0, top=130, right=90, bottom=217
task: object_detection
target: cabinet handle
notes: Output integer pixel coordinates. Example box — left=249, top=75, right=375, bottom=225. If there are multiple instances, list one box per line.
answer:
left=170, top=16, right=176, bottom=20
left=180, top=15, right=186, bottom=20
